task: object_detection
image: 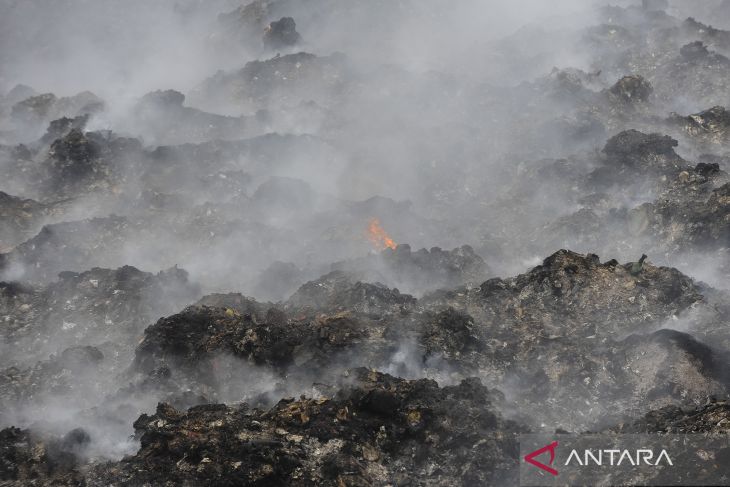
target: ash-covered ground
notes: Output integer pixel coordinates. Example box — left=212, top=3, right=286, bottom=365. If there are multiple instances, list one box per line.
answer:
left=0, top=0, right=729, bottom=485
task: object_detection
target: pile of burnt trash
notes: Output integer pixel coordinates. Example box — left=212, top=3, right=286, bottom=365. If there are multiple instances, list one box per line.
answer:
left=1, top=0, right=730, bottom=486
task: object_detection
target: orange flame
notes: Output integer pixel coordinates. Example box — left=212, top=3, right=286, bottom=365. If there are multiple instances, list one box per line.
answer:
left=367, top=218, right=397, bottom=250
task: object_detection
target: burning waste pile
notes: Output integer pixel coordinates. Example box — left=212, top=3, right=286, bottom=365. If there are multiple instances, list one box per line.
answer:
left=1, top=0, right=730, bottom=485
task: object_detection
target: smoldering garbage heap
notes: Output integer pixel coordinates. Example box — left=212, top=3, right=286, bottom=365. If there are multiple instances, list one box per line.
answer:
left=130, top=249, right=730, bottom=432
left=7, top=119, right=730, bottom=479
left=1, top=250, right=729, bottom=485
left=90, top=370, right=522, bottom=486
left=1, top=0, right=730, bottom=486
left=2, top=368, right=522, bottom=487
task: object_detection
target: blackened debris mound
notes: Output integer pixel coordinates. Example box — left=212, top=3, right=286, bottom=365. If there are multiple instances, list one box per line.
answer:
left=616, top=397, right=730, bottom=434
left=608, top=75, right=653, bottom=102
left=422, top=307, right=484, bottom=358
left=264, top=17, right=301, bottom=50
left=695, top=161, right=721, bottom=177
left=41, top=114, right=89, bottom=144
left=43, top=129, right=143, bottom=196
left=128, top=249, right=723, bottom=432
left=680, top=40, right=712, bottom=61
left=48, top=128, right=100, bottom=182
left=670, top=105, right=730, bottom=144
left=132, top=295, right=392, bottom=388
left=633, top=179, right=730, bottom=255
left=421, top=250, right=722, bottom=429
left=588, top=129, right=690, bottom=188
left=433, top=249, right=704, bottom=340
left=603, top=129, right=679, bottom=161
left=0, top=426, right=85, bottom=486
left=89, top=369, right=524, bottom=486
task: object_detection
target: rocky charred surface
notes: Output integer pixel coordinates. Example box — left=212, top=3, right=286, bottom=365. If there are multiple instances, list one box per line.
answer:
left=588, top=130, right=689, bottom=190
left=123, top=249, right=728, bottom=432
left=0, top=426, right=86, bottom=486
left=2, top=1, right=730, bottom=485
left=89, top=369, right=523, bottom=487
left=615, top=398, right=730, bottom=434
left=420, top=250, right=728, bottom=428
left=131, top=277, right=415, bottom=393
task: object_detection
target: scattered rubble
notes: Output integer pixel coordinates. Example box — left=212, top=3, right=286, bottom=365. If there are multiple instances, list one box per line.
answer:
left=0, top=2, right=729, bottom=485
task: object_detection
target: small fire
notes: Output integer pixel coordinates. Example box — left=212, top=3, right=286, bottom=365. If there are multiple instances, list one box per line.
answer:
left=367, top=218, right=397, bottom=250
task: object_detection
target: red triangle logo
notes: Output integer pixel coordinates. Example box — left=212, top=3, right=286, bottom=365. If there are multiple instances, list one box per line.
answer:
left=524, top=440, right=559, bottom=476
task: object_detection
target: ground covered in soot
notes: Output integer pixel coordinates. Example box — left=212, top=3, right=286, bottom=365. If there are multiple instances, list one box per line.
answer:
left=0, top=0, right=729, bottom=485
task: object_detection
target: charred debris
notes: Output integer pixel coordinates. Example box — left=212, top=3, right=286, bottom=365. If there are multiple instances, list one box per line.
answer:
left=1, top=0, right=730, bottom=485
